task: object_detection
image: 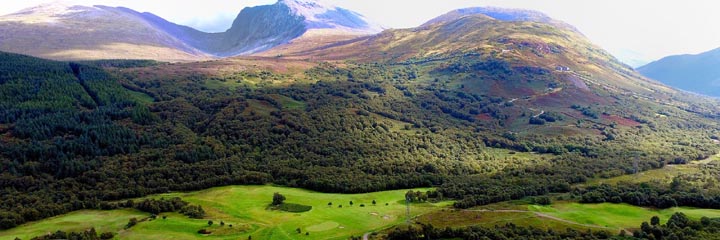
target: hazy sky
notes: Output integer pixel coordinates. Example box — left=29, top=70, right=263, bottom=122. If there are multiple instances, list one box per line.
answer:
left=2, top=0, right=720, bottom=66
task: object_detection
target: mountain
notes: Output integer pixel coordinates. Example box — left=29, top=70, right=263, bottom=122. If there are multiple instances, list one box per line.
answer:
left=187, top=0, right=381, bottom=56
left=0, top=2, right=208, bottom=61
left=421, top=7, right=579, bottom=32
left=276, top=10, right=647, bottom=90
left=0, top=0, right=381, bottom=61
left=2, top=4, right=720, bottom=235
left=638, top=47, right=720, bottom=97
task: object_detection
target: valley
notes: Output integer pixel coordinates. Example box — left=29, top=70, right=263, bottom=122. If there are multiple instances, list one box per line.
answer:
left=2, top=1, right=720, bottom=239
left=5, top=183, right=720, bottom=240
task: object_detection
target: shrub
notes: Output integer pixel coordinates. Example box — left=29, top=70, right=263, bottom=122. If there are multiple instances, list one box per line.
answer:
left=279, top=203, right=312, bottom=213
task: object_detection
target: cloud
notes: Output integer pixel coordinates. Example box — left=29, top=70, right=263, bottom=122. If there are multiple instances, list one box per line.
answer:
left=177, top=12, right=239, bottom=33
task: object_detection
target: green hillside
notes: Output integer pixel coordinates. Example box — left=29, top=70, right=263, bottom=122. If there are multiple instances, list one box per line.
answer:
left=2, top=10, right=720, bottom=238
left=0, top=186, right=445, bottom=240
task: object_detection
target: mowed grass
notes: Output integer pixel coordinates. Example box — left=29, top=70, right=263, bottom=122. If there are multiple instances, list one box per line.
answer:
left=143, top=185, right=448, bottom=240
left=0, top=209, right=147, bottom=240
left=1, top=186, right=447, bottom=240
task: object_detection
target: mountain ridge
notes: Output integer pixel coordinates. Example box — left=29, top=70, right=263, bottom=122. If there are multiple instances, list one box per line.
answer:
left=2, top=3, right=720, bottom=234
left=638, top=47, right=720, bottom=97
left=421, top=6, right=580, bottom=33
left=0, top=0, right=382, bottom=60
left=0, top=3, right=208, bottom=61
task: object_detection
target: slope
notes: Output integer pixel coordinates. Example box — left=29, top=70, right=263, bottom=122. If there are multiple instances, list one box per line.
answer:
left=421, top=6, right=579, bottom=32
left=0, top=0, right=381, bottom=61
left=278, top=13, right=673, bottom=102
left=0, top=3, right=207, bottom=61
left=154, top=0, right=382, bottom=56
left=2, top=8, right=720, bottom=232
left=638, top=47, right=720, bottom=97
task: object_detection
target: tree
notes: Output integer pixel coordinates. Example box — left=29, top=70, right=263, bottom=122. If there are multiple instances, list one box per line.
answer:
left=328, top=202, right=332, bottom=207
left=126, top=218, right=138, bottom=229
left=220, top=221, right=225, bottom=226
left=532, top=196, right=552, bottom=205
left=668, top=212, right=690, bottom=228
left=180, top=205, right=206, bottom=219
left=100, top=232, right=114, bottom=240
left=418, top=192, right=428, bottom=202
left=406, top=191, right=417, bottom=202
left=641, top=222, right=652, bottom=234
left=296, top=227, right=302, bottom=233
left=372, top=200, right=377, bottom=205
left=349, top=201, right=354, bottom=206
left=131, top=104, right=156, bottom=125
left=651, top=216, right=660, bottom=226
left=273, top=192, right=286, bottom=205
left=208, top=220, right=214, bottom=226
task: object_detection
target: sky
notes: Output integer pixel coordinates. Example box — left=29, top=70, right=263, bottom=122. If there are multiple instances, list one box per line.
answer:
left=2, top=0, right=720, bottom=67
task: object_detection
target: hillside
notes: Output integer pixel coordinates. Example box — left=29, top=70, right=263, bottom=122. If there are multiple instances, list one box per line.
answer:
left=203, top=0, right=381, bottom=56
left=0, top=3, right=207, bottom=61
left=2, top=6, right=720, bottom=237
left=273, top=13, right=675, bottom=101
left=638, top=47, right=720, bottom=97
left=421, top=6, right=579, bottom=32
left=0, top=0, right=380, bottom=61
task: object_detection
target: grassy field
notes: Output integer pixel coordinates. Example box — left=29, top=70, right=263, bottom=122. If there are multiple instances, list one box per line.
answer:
left=0, top=209, right=147, bottom=240
left=5, top=185, right=720, bottom=239
left=418, top=199, right=720, bottom=234
left=417, top=209, right=602, bottom=231
left=0, top=186, right=448, bottom=240
left=529, top=202, right=720, bottom=231
left=587, top=154, right=720, bottom=185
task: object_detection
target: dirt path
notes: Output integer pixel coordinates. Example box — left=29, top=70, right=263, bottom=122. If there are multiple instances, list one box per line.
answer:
left=533, top=110, right=545, bottom=118
left=362, top=232, right=370, bottom=240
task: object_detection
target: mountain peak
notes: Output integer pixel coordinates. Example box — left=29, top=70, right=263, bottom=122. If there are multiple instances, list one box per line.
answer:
left=423, top=6, right=578, bottom=32
left=274, top=0, right=382, bottom=33
left=3, top=1, right=96, bottom=23
left=278, top=0, right=333, bottom=19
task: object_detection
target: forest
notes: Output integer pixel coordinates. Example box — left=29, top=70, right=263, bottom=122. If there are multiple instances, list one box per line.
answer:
left=1, top=50, right=720, bottom=229
left=575, top=160, right=720, bottom=209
